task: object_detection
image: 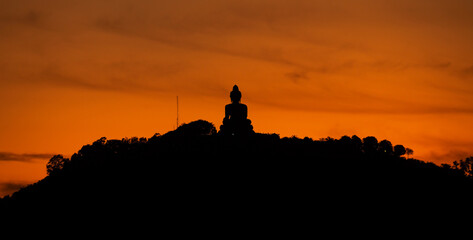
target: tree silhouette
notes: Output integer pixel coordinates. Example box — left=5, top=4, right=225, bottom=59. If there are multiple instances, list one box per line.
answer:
left=379, top=140, right=393, bottom=155
left=406, top=148, right=414, bottom=159
left=393, top=145, right=406, bottom=157
left=362, top=136, right=378, bottom=154
left=46, top=154, right=69, bottom=176
left=93, top=137, right=107, bottom=146
left=167, top=119, right=217, bottom=137
left=453, top=157, right=473, bottom=177
left=351, top=135, right=362, bottom=152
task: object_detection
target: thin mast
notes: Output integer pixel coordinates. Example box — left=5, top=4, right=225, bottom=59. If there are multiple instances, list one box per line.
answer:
left=176, top=96, right=179, bottom=129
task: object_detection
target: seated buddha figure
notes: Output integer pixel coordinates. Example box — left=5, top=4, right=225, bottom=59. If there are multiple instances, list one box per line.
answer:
left=219, top=85, right=254, bottom=136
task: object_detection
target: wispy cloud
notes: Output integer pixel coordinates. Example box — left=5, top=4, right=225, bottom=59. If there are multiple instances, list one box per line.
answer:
left=0, top=152, right=53, bottom=162
left=457, top=65, right=473, bottom=78
left=285, top=70, right=309, bottom=83
left=0, top=181, right=31, bottom=197
left=0, top=9, right=44, bottom=27
left=247, top=86, right=473, bottom=115
left=0, top=182, right=27, bottom=192
left=92, top=5, right=364, bottom=76
left=425, top=150, right=471, bottom=164
left=37, top=66, right=169, bottom=95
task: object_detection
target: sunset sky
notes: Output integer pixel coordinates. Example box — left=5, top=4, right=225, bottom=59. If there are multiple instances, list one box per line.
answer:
left=1, top=0, right=473, bottom=196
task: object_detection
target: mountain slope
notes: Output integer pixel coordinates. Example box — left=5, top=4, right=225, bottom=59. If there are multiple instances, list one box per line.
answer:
left=2, top=120, right=472, bottom=215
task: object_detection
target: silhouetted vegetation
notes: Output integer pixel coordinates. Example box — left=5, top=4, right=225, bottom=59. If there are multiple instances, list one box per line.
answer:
left=452, top=157, right=473, bottom=177
left=46, top=154, right=69, bottom=176
left=2, top=119, right=473, bottom=215
left=394, top=144, right=406, bottom=157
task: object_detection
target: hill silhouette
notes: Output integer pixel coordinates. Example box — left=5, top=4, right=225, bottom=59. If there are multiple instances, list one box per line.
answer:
left=2, top=120, right=473, bottom=217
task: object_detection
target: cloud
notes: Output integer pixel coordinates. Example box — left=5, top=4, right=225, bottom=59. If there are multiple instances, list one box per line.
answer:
left=37, top=66, right=169, bottom=95
left=247, top=86, right=473, bottom=115
left=0, top=181, right=31, bottom=197
left=94, top=19, right=362, bottom=83
left=285, top=71, right=309, bottom=83
left=91, top=3, right=363, bottom=75
left=425, top=150, right=471, bottom=164
left=0, top=152, right=54, bottom=162
left=458, top=65, right=473, bottom=78
left=0, top=9, right=43, bottom=26
left=0, top=182, right=27, bottom=192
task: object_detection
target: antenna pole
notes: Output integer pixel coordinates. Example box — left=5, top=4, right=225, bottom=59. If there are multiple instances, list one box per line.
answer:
left=176, top=96, right=179, bottom=129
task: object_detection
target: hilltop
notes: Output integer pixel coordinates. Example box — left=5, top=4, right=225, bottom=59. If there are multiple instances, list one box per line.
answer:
left=2, top=120, right=473, bottom=215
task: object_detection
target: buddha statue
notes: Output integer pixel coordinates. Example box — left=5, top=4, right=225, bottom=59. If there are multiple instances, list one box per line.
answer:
left=219, top=85, right=254, bottom=136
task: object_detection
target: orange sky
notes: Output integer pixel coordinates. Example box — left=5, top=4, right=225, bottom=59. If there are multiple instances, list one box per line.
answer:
left=1, top=0, right=473, bottom=196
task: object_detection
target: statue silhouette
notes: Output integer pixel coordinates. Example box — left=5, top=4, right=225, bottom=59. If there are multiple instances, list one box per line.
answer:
left=219, top=85, right=254, bottom=136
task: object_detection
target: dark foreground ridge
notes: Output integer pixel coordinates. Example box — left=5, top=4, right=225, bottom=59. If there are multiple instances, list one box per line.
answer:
left=2, top=120, right=473, bottom=215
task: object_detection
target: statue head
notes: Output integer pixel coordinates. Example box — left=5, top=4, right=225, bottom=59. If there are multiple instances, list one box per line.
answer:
left=230, top=85, right=242, bottom=103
